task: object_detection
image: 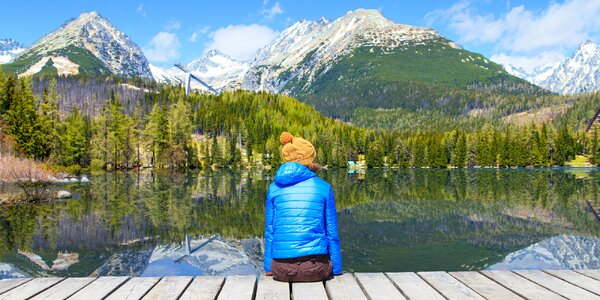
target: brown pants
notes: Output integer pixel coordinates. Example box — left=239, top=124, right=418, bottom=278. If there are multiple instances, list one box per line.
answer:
left=271, top=254, right=332, bottom=282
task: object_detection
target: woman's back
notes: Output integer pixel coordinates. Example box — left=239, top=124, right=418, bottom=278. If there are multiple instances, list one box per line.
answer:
left=263, top=132, right=342, bottom=281
left=268, top=162, right=333, bottom=259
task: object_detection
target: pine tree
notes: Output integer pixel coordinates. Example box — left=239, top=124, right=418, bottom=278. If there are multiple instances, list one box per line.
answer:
left=144, top=103, right=169, bottom=167
left=366, top=139, right=385, bottom=167
left=62, top=108, right=89, bottom=167
left=211, top=132, right=220, bottom=167
left=40, top=78, right=62, bottom=162
left=0, top=75, right=16, bottom=114
left=5, top=78, right=48, bottom=159
left=168, top=99, right=192, bottom=167
left=454, top=132, right=467, bottom=167
left=592, top=127, right=599, bottom=165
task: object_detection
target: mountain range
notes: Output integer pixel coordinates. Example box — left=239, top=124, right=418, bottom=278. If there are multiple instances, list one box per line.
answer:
left=4, top=9, right=600, bottom=128
left=154, top=9, right=542, bottom=118
left=503, top=40, right=600, bottom=95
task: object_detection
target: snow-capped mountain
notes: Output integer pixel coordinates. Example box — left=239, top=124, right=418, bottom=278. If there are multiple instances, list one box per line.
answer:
left=149, top=64, right=180, bottom=85
left=185, top=49, right=249, bottom=91
left=242, top=9, right=450, bottom=92
left=503, top=40, right=600, bottom=95
left=151, top=49, right=249, bottom=91
left=11, top=11, right=152, bottom=78
left=0, top=39, right=27, bottom=64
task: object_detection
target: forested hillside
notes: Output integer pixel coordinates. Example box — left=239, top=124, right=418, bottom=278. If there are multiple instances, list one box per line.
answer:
left=0, top=72, right=597, bottom=170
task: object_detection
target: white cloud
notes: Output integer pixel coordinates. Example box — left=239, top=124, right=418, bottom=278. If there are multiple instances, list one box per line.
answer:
left=261, top=2, right=284, bottom=20
left=427, top=0, right=600, bottom=70
left=143, top=32, right=181, bottom=62
left=205, top=24, right=278, bottom=61
left=136, top=4, right=146, bottom=17
left=164, top=20, right=182, bottom=31
left=491, top=51, right=566, bottom=72
left=189, top=26, right=210, bottom=42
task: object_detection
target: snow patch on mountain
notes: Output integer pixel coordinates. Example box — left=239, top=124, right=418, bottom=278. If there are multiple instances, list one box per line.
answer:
left=502, top=40, right=600, bottom=95
left=17, top=11, right=152, bottom=78
left=0, top=39, right=27, bottom=64
left=242, top=9, right=444, bottom=92
left=20, top=56, right=79, bottom=77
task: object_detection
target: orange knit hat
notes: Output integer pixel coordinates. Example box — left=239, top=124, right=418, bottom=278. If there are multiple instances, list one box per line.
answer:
left=280, top=132, right=316, bottom=166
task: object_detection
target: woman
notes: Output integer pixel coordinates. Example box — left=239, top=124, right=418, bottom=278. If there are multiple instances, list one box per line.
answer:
left=263, top=132, right=342, bottom=282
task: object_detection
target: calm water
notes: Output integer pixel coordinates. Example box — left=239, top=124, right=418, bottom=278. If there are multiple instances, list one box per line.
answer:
left=2, top=168, right=600, bottom=278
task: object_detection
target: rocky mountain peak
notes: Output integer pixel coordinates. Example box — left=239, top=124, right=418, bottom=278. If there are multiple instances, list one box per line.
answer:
left=15, top=11, right=152, bottom=78
left=502, top=39, right=600, bottom=95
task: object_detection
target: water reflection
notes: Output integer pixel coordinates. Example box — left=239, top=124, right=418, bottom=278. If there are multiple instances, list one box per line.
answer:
left=1, top=168, right=600, bottom=277
left=487, top=235, right=600, bottom=270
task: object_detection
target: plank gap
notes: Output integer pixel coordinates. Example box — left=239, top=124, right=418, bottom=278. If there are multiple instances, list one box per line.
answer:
left=383, top=273, right=411, bottom=300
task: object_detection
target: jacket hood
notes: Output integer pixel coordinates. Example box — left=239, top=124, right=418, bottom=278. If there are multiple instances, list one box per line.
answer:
left=274, top=162, right=316, bottom=185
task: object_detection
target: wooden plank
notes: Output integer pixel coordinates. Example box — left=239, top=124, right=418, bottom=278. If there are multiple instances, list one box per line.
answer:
left=142, top=276, right=192, bottom=300
left=0, top=277, right=63, bottom=300
left=31, top=277, right=95, bottom=300
left=255, top=276, right=289, bottom=300
left=576, top=269, right=600, bottom=281
left=450, top=271, right=523, bottom=300
left=216, top=276, right=256, bottom=300
left=480, top=270, right=565, bottom=300
left=68, top=276, right=129, bottom=300
left=545, top=270, right=600, bottom=295
left=418, top=271, right=484, bottom=300
left=293, top=282, right=327, bottom=300
left=386, top=272, right=444, bottom=300
left=0, top=278, right=31, bottom=295
left=514, top=270, right=600, bottom=299
left=105, top=277, right=160, bottom=300
left=180, top=276, right=225, bottom=300
left=325, top=273, right=367, bottom=300
left=354, top=273, right=405, bottom=300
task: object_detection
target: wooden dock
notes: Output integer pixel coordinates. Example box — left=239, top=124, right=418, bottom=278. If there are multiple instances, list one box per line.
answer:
left=2, top=269, right=600, bottom=299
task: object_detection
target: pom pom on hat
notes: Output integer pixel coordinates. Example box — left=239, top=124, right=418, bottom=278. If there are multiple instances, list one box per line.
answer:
left=280, top=132, right=294, bottom=145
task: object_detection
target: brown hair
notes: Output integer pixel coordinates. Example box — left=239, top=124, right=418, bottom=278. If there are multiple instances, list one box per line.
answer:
left=308, top=162, right=321, bottom=172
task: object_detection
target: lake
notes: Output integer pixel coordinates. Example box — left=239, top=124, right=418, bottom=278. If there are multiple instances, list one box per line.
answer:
left=1, top=168, right=600, bottom=278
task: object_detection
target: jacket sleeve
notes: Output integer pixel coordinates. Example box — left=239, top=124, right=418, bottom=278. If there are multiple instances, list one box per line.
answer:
left=326, top=185, right=343, bottom=274
left=264, top=186, right=274, bottom=272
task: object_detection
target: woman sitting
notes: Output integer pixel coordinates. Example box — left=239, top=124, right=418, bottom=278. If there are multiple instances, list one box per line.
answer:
left=264, top=132, right=342, bottom=282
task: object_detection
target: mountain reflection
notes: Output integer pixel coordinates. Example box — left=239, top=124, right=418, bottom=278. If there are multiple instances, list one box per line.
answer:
left=1, top=168, right=600, bottom=277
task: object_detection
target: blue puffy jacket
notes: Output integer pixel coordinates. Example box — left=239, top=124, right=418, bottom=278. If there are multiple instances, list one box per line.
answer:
left=264, top=162, right=342, bottom=275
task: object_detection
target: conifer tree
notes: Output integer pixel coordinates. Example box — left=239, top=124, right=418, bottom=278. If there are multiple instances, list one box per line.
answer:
left=144, top=103, right=169, bottom=167
left=168, top=99, right=192, bottom=167
left=62, top=108, right=89, bottom=167
left=0, top=75, right=16, bottom=114
left=5, top=78, right=48, bottom=159
left=40, top=78, right=62, bottom=162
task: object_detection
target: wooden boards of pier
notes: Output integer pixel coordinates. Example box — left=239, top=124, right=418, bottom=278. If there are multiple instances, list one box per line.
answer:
left=2, top=269, right=600, bottom=299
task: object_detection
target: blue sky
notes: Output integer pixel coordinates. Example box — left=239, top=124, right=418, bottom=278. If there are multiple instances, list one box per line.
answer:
left=2, top=0, right=600, bottom=71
